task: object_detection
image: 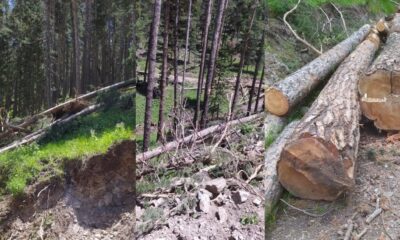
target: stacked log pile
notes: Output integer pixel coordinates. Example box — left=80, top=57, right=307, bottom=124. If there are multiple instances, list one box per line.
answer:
left=264, top=15, right=400, bottom=205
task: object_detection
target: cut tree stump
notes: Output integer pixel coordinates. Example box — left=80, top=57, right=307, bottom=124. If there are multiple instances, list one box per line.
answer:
left=265, top=24, right=370, bottom=116
left=359, top=14, right=400, bottom=130
left=265, top=120, right=299, bottom=219
left=277, top=32, right=381, bottom=201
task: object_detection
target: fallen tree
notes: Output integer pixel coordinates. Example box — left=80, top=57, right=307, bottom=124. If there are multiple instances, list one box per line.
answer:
left=0, top=80, right=135, bottom=139
left=265, top=120, right=299, bottom=219
left=0, top=104, right=102, bottom=154
left=137, top=113, right=264, bottom=162
left=359, top=14, right=400, bottom=130
left=277, top=31, right=381, bottom=201
left=264, top=24, right=371, bottom=116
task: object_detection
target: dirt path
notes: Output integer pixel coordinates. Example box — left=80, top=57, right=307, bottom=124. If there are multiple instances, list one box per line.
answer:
left=268, top=124, right=400, bottom=240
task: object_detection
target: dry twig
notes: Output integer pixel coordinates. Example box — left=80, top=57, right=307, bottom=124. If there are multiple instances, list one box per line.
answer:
left=283, top=0, right=322, bottom=55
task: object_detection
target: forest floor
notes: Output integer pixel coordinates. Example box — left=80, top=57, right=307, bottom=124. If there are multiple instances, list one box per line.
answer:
left=135, top=116, right=266, bottom=239
left=268, top=123, right=400, bottom=240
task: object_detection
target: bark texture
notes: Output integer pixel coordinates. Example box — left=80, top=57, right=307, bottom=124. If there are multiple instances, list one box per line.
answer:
left=265, top=24, right=371, bottom=116
left=277, top=33, right=380, bottom=201
left=265, top=120, right=298, bottom=218
left=359, top=14, right=400, bottom=130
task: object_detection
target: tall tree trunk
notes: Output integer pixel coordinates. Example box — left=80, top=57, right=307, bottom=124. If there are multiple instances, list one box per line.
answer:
left=157, top=0, right=170, bottom=142
left=247, top=29, right=265, bottom=116
left=172, top=0, right=180, bottom=130
left=179, top=0, right=192, bottom=106
left=43, top=0, right=55, bottom=108
left=194, top=0, right=212, bottom=129
left=82, top=0, right=93, bottom=92
left=230, top=6, right=257, bottom=116
left=200, top=0, right=228, bottom=127
left=143, top=0, right=162, bottom=151
left=71, top=0, right=81, bottom=96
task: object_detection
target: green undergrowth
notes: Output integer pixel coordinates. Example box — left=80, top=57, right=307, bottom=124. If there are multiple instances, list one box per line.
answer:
left=0, top=101, right=134, bottom=196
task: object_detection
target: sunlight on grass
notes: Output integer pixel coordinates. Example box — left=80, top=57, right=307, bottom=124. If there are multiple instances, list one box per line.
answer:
left=0, top=106, right=134, bottom=196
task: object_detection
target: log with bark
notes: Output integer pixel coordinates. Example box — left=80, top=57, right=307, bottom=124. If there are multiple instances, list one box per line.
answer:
left=0, top=80, right=135, bottom=139
left=277, top=32, right=381, bottom=201
left=0, top=104, right=102, bottom=154
left=264, top=24, right=371, bottom=116
left=137, top=113, right=264, bottom=162
left=265, top=120, right=299, bottom=219
left=359, top=14, right=400, bottom=130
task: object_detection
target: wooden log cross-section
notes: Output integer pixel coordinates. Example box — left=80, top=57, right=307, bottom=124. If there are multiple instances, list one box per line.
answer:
left=277, top=32, right=381, bottom=201
left=265, top=24, right=371, bottom=116
left=359, top=14, right=400, bottom=130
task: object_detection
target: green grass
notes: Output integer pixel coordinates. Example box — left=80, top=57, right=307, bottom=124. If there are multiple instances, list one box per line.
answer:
left=0, top=105, right=134, bottom=196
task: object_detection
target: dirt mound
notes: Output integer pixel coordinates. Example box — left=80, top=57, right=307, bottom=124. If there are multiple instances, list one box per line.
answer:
left=0, top=140, right=135, bottom=239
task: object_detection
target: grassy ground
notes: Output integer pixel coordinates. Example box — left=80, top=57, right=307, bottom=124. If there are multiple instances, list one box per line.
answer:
left=0, top=102, right=134, bottom=196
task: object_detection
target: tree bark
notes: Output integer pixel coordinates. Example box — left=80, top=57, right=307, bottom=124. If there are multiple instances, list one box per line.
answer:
left=71, top=0, right=82, bottom=96
left=138, top=113, right=263, bottom=162
left=200, top=0, right=227, bottom=127
left=194, top=0, right=213, bottom=129
left=82, top=0, right=93, bottom=92
left=247, top=29, right=265, bottom=116
left=265, top=120, right=298, bottom=219
left=143, top=0, right=162, bottom=151
left=0, top=104, right=102, bottom=154
left=359, top=14, right=400, bottom=130
left=265, top=24, right=371, bottom=116
left=254, top=65, right=265, bottom=113
left=157, top=0, right=170, bottom=142
left=43, top=0, right=55, bottom=108
left=231, top=6, right=257, bottom=116
left=180, top=0, right=192, bottom=107
left=277, top=32, right=380, bottom=201
left=173, top=0, right=180, bottom=130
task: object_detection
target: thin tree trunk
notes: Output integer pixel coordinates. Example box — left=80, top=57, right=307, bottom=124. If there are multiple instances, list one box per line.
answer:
left=194, top=0, right=213, bottom=129
left=230, top=6, right=257, bottom=117
left=179, top=0, right=192, bottom=107
left=157, top=0, right=170, bottom=142
left=200, top=0, right=228, bottom=127
left=71, top=0, right=81, bottom=96
left=143, top=0, right=162, bottom=151
left=254, top=65, right=265, bottom=113
left=173, top=0, right=180, bottom=130
left=247, top=30, right=265, bottom=116
left=82, top=0, right=93, bottom=92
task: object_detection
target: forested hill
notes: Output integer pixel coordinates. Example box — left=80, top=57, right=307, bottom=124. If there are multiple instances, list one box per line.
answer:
left=0, top=0, right=134, bottom=117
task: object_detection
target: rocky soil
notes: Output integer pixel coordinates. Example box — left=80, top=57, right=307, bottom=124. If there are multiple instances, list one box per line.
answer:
left=136, top=121, right=265, bottom=239
left=0, top=140, right=136, bottom=240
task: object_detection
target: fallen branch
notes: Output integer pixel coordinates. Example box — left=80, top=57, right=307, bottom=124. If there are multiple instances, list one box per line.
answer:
left=137, top=113, right=264, bottom=162
left=331, top=2, right=349, bottom=37
left=354, top=228, right=368, bottom=240
left=280, top=198, right=333, bottom=217
left=283, top=0, right=322, bottom=55
left=343, top=220, right=354, bottom=240
left=15, top=80, right=134, bottom=130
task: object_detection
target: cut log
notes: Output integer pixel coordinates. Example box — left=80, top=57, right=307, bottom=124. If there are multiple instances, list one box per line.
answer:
left=265, top=24, right=371, bottom=116
left=265, top=120, right=299, bottom=219
left=277, top=32, right=380, bottom=201
left=359, top=14, right=400, bottom=130
left=264, top=114, right=286, bottom=147
left=137, top=113, right=264, bottom=162
left=0, top=104, right=102, bottom=154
